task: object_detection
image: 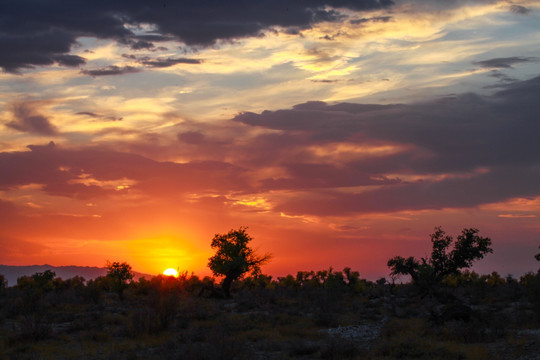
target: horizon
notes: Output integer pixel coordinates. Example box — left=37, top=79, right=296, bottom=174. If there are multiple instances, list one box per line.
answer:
left=1, top=0, right=540, bottom=280
left=2, top=255, right=533, bottom=287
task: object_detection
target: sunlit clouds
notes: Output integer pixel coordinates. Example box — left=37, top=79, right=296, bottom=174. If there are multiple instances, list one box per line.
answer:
left=1, top=0, right=540, bottom=278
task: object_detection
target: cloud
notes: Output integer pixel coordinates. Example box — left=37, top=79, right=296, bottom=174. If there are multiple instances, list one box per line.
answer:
left=1, top=0, right=393, bottom=72
left=0, top=27, right=83, bottom=73
left=140, top=57, right=202, bottom=68
left=5, top=102, right=58, bottom=135
left=310, top=79, right=340, bottom=83
left=177, top=131, right=206, bottom=144
left=75, top=112, right=100, bottom=118
left=498, top=214, right=536, bottom=218
left=473, top=56, right=539, bottom=69
left=53, top=54, right=86, bottom=67
left=123, top=34, right=175, bottom=51
left=136, top=34, right=173, bottom=42
left=274, top=166, right=540, bottom=216
left=0, top=141, right=251, bottom=200
left=129, top=40, right=155, bottom=50
left=350, top=15, right=392, bottom=24
left=231, top=75, right=540, bottom=215
left=80, top=66, right=140, bottom=77
left=3, top=75, right=539, bottom=219
left=509, top=5, right=531, bottom=14
left=76, top=112, right=122, bottom=121
left=488, top=70, right=516, bottom=83
left=260, top=162, right=399, bottom=190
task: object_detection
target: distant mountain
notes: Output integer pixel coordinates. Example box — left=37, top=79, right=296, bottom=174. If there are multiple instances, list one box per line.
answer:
left=0, top=264, right=153, bottom=287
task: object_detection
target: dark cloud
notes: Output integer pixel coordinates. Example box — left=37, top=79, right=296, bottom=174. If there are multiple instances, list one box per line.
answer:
left=5, top=102, right=58, bottom=135
left=350, top=18, right=370, bottom=24
left=1, top=0, right=393, bottom=72
left=0, top=141, right=251, bottom=199
left=76, top=111, right=100, bottom=118
left=509, top=5, right=531, bottom=14
left=80, top=65, right=140, bottom=77
left=321, top=34, right=335, bottom=40
left=124, top=34, right=175, bottom=50
left=53, top=54, right=86, bottom=67
left=275, top=165, right=540, bottom=216
left=350, top=15, right=392, bottom=24
left=260, top=162, right=399, bottom=190
left=136, top=34, right=173, bottom=42
left=76, top=112, right=123, bottom=121
left=140, top=57, right=202, bottom=68
left=371, top=15, right=392, bottom=22
left=237, top=89, right=539, bottom=174
left=231, top=76, right=540, bottom=215
left=0, top=28, right=80, bottom=72
left=473, top=56, right=539, bottom=69
left=129, top=40, right=155, bottom=50
left=311, top=79, right=340, bottom=83
left=488, top=70, right=516, bottom=82
left=177, top=131, right=206, bottom=144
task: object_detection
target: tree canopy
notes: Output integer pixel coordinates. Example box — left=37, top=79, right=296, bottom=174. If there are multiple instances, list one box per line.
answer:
left=208, top=227, right=271, bottom=297
left=387, top=227, right=492, bottom=287
left=106, top=261, right=134, bottom=300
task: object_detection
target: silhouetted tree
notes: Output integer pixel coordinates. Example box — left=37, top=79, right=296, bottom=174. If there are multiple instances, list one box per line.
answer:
left=0, top=274, right=6, bottom=293
left=387, top=227, right=492, bottom=288
left=106, top=261, right=134, bottom=300
left=208, top=227, right=271, bottom=297
left=535, top=246, right=540, bottom=263
left=65, top=275, right=86, bottom=290
left=14, top=270, right=57, bottom=340
left=84, top=277, right=106, bottom=304
left=32, top=270, right=56, bottom=290
left=343, top=267, right=362, bottom=291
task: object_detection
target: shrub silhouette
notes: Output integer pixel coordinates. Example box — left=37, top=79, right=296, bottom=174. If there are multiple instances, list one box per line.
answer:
left=105, top=261, right=134, bottom=300
left=387, top=227, right=492, bottom=290
left=14, top=270, right=57, bottom=340
left=521, top=249, right=540, bottom=324
left=208, top=227, right=271, bottom=297
left=2, top=259, right=540, bottom=358
left=0, top=274, right=6, bottom=294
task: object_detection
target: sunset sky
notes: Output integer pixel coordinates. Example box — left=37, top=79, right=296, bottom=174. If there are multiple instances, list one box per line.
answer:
left=1, top=0, right=540, bottom=280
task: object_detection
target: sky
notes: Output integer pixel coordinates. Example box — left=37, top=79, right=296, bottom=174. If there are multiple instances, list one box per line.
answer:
left=1, top=0, right=540, bottom=280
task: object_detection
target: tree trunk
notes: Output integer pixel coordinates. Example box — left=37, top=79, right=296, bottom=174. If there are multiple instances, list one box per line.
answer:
left=222, top=275, right=234, bottom=298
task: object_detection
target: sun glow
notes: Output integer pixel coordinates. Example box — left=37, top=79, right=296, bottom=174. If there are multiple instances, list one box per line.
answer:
left=163, top=268, right=179, bottom=277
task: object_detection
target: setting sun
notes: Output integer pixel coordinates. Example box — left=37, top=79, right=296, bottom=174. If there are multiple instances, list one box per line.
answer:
left=1, top=0, right=540, bottom=290
left=163, top=268, right=179, bottom=277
